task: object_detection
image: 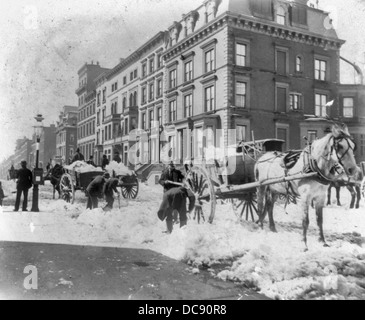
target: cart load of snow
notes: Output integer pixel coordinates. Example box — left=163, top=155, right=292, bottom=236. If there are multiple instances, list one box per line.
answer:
left=105, top=161, right=133, bottom=177
left=64, top=161, right=103, bottom=173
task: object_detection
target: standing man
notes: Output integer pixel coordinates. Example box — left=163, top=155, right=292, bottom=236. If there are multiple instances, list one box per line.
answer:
left=157, top=187, right=195, bottom=234
left=14, top=161, right=33, bottom=212
left=159, top=161, right=185, bottom=193
left=103, top=177, right=120, bottom=211
left=72, top=148, right=85, bottom=163
left=86, top=172, right=109, bottom=210
left=101, top=154, right=109, bottom=169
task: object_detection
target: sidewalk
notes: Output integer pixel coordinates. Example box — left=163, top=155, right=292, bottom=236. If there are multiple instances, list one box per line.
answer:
left=0, top=241, right=270, bottom=300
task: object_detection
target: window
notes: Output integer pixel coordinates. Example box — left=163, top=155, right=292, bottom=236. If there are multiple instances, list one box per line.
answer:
left=142, top=86, right=147, bottom=104
left=236, top=43, right=247, bottom=67
left=124, top=119, right=129, bottom=135
left=184, top=61, right=193, bottom=82
left=129, top=93, right=134, bottom=107
left=205, top=49, right=215, bottom=73
left=169, top=100, right=177, bottom=122
left=276, top=50, right=287, bottom=75
left=169, top=69, right=177, bottom=89
left=315, top=59, right=327, bottom=81
left=307, top=130, right=317, bottom=143
left=276, top=6, right=286, bottom=25
left=205, top=85, right=215, bottom=111
left=157, top=79, right=163, bottom=97
left=296, top=56, right=302, bottom=72
left=157, top=53, right=163, bottom=69
left=206, top=126, right=214, bottom=149
left=149, top=83, right=155, bottom=101
left=290, top=93, right=302, bottom=110
left=141, top=113, right=146, bottom=130
left=123, top=76, right=127, bottom=85
left=102, top=88, right=106, bottom=103
left=315, top=93, right=328, bottom=117
left=133, top=92, right=137, bottom=107
left=149, top=59, right=155, bottom=74
left=122, top=97, right=127, bottom=112
left=184, top=94, right=193, bottom=117
left=343, top=97, right=354, bottom=118
left=276, top=86, right=287, bottom=113
left=97, top=92, right=101, bottom=106
left=157, top=107, right=162, bottom=125
left=142, top=63, right=147, bottom=78
left=134, top=69, right=138, bottom=79
left=149, top=109, right=154, bottom=129
left=236, top=82, right=246, bottom=108
left=236, top=125, right=246, bottom=142
left=130, top=72, right=133, bottom=81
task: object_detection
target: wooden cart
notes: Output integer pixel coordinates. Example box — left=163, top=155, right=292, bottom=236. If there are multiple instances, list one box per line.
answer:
left=181, top=139, right=317, bottom=223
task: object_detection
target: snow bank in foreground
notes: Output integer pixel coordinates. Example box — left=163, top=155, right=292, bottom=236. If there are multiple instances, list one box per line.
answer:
left=1, top=179, right=365, bottom=300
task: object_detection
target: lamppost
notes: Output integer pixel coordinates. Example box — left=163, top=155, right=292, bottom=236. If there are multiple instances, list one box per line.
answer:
left=31, top=114, right=44, bottom=212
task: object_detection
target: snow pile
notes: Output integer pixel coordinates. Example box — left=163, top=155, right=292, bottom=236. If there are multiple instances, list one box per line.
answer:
left=64, top=161, right=103, bottom=173
left=1, top=181, right=365, bottom=300
left=105, top=161, right=133, bottom=177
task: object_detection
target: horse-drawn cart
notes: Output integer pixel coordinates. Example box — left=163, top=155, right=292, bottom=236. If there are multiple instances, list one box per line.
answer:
left=180, top=139, right=318, bottom=224
left=59, top=162, right=139, bottom=204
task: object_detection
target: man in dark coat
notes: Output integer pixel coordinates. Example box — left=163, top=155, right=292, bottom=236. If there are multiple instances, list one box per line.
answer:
left=101, top=155, right=109, bottom=169
left=159, top=162, right=185, bottom=193
left=103, top=177, right=120, bottom=211
left=14, top=161, right=33, bottom=212
left=113, top=151, right=122, bottom=164
left=86, top=172, right=109, bottom=210
left=87, top=155, right=96, bottom=167
left=157, top=187, right=195, bottom=234
left=72, top=148, right=85, bottom=163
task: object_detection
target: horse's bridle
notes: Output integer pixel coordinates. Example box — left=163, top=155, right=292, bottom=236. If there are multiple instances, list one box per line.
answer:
left=306, top=135, right=356, bottom=183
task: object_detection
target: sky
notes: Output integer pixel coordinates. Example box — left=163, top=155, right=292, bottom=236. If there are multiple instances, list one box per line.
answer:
left=0, top=0, right=364, bottom=163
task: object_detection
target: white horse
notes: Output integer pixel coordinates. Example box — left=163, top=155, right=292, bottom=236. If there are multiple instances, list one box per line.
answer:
left=255, top=124, right=358, bottom=250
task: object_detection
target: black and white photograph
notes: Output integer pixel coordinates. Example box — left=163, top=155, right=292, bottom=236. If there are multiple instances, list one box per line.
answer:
left=0, top=0, right=365, bottom=302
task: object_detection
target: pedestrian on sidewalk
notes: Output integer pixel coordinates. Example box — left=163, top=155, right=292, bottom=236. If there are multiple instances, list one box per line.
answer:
left=0, top=181, right=5, bottom=206
left=86, top=172, right=109, bottom=210
left=157, top=186, right=195, bottom=234
left=102, top=177, right=120, bottom=211
left=14, top=161, right=33, bottom=212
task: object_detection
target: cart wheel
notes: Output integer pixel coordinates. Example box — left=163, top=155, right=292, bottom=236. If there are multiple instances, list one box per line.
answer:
left=231, top=193, right=258, bottom=222
left=121, top=177, right=139, bottom=199
left=59, top=173, right=75, bottom=204
left=185, top=166, right=216, bottom=223
left=361, top=177, right=365, bottom=204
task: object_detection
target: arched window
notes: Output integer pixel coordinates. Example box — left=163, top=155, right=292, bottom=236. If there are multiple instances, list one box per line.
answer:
left=276, top=6, right=286, bottom=25
left=296, top=56, right=303, bottom=72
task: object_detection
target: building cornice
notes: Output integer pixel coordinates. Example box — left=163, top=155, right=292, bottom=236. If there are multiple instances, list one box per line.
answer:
left=163, top=12, right=345, bottom=62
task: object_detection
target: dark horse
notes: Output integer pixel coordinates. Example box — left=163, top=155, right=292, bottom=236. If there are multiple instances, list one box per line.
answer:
left=44, top=164, right=64, bottom=199
left=327, top=179, right=361, bottom=209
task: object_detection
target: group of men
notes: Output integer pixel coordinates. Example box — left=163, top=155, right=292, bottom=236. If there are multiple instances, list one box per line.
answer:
left=8, top=155, right=195, bottom=235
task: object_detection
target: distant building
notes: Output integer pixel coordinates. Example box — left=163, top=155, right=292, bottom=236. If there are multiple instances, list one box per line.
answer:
left=76, top=61, right=110, bottom=163
left=55, top=106, right=78, bottom=165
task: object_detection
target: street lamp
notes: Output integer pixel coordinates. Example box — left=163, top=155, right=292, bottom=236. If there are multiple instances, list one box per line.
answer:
left=31, top=114, right=44, bottom=212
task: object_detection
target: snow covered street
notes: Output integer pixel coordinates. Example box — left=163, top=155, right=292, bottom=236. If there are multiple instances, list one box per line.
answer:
left=1, top=179, right=365, bottom=300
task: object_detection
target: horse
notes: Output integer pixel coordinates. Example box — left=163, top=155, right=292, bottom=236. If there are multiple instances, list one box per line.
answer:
left=44, top=164, right=64, bottom=199
left=327, top=179, right=361, bottom=209
left=255, top=124, right=358, bottom=251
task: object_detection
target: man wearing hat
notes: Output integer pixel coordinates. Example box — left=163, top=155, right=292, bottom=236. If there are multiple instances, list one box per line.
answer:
left=71, top=148, right=85, bottom=163
left=113, top=151, right=122, bottom=164
left=14, top=161, right=33, bottom=212
left=86, top=172, right=109, bottom=209
left=159, top=161, right=185, bottom=193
